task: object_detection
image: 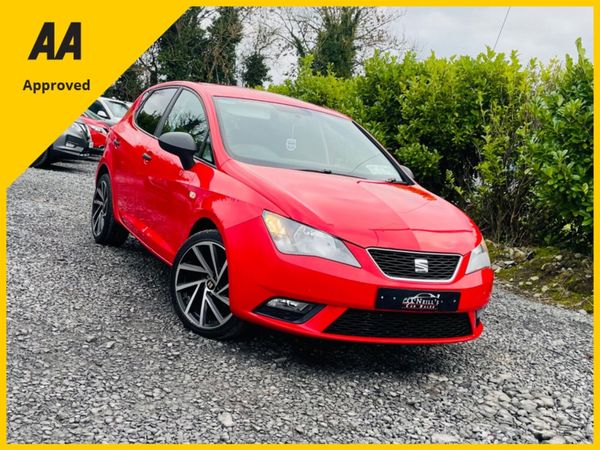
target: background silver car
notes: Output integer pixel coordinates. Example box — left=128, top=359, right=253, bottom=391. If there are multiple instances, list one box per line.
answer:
left=87, top=97, right=130, bottom=125
left=30, top=121, right=90, bottom=169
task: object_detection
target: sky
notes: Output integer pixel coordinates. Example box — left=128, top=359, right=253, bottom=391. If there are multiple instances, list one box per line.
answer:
left=268, top=7, right=593, bottom=84
left=403, top=7, right=593, bottom=62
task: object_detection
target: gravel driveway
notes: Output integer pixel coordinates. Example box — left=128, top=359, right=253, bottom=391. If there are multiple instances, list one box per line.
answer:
left=7, top=159, right=593, bottom=443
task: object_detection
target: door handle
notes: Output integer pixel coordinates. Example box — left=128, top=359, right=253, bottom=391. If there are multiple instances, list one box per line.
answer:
left=142, top=153, right=152, bottom=162
left=112, top=138, right=121, bottom=147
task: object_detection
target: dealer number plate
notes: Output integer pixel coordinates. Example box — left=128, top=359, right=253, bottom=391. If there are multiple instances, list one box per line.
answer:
left=375, top=288, right=460, bottom=312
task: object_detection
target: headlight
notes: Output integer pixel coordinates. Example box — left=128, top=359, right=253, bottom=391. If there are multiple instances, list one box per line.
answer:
left=465, top=241, right=491, bottom=274
left=262, top=211, right=360, bottom=267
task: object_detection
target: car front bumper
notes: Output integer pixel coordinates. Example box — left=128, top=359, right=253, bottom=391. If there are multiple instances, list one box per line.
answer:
left=226, top=216, right=493, bottom=344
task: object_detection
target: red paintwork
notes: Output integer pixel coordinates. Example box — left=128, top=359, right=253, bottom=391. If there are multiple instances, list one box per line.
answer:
left=97, top=81, right=494, bottom=344
left=80, top=115, right=109, bottom=149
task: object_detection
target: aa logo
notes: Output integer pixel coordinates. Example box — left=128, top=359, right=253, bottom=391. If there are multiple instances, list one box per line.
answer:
left=28, top=22, right=81, bottom=60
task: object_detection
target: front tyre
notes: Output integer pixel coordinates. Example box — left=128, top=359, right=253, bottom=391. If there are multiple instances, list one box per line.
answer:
left=170, top=230, right=246, bottom=340
left=91, top=173, right=129, bottom=246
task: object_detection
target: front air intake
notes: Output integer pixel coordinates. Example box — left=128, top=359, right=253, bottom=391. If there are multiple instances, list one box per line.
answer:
left=325, top=309, right=472, bottom=339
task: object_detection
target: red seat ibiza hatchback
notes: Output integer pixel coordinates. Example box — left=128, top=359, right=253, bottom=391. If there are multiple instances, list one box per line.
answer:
left=92, top=81, right=493, bottom=343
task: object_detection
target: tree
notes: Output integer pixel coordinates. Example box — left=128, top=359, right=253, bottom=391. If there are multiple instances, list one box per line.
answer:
left=103, top=61, right=144, bottom=101
left=311, top=8, right=360, bottom=78
left=205, top=7, right=243, bottom=84
left=241, top=52, right=271, bottom=87
left=270, top=7, right=406, bottom=77
left=157, top=7, right=211, bottom=81
left=239, top=12, right=276, bottom=87
left=137, top=43, right=161, bottom=86
left=107, top=7, right=247, bottom=90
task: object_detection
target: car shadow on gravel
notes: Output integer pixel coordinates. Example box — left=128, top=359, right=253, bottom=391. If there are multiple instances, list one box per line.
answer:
left=114, top=239, right=474, bottom=377
left=38, top=161, right=95, bottom=174
left=232, top=328, right=470, bottom=376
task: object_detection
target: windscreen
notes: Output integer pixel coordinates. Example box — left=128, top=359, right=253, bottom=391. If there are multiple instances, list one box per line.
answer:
left=213, top=97, right=402, bottom=181
left=84, top=109, right=104, bottom=120
left=106, top=100, right=129, bottom=118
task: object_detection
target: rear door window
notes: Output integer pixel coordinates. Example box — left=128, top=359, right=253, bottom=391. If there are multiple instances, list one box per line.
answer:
left=135, top=88, right=178, bottom=135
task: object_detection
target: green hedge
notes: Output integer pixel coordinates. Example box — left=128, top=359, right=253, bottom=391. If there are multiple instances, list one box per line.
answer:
left=269, top=40, right=593, bottom=252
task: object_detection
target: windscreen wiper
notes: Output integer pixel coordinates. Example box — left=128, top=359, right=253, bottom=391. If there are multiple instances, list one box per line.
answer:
left=300, top=168, right=333, bottom=174
left=298, top=168, right=368, bottom=180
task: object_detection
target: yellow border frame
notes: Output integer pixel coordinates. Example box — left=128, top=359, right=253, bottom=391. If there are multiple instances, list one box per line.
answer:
left=1, top=1, right=596, bottom=447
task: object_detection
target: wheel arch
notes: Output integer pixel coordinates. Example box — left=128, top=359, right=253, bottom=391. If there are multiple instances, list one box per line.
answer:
left=189, top=216, right=220, bottom=237
left=96, top=163, right=109, bottom=183
left=186, top=213, right=233, bottom=257
left=94, top=163, right=124, bottom=230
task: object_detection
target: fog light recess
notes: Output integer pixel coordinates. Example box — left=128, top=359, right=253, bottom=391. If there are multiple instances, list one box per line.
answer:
left=255, top=298, right=323, bottom=323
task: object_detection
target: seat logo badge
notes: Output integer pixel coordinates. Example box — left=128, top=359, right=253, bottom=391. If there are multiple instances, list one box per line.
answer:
left=285, top=138, right=297, bottom=152
left=415, top=258, right=429, bottom=273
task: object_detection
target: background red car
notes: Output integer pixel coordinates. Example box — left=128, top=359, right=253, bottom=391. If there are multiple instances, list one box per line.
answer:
left=81, top=110, right=111, bottom=153
left=91, top=81, right=493, bottom=344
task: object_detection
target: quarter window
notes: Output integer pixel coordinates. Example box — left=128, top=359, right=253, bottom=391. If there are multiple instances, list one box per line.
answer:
left=161, top=90, right=212, bottom=163
left=135, top=88, right=178, bottom=135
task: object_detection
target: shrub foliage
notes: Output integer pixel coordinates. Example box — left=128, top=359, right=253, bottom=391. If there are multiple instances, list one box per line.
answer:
left=269, top=40, right=593, bottom=251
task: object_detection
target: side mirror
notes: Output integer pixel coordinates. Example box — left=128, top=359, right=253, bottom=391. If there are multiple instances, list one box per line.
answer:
left=159, top=132, right=196, bottom=170
left=97, top=110, right=109, bottom=119
left=400, top=165, right=414, bottom=180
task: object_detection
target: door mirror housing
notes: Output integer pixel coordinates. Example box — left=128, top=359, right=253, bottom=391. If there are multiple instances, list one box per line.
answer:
left=97, top=110, right=109, bottom=119
left=400, top=165, right=414, bottom=180
left=159, top=132, right=197, bottom=170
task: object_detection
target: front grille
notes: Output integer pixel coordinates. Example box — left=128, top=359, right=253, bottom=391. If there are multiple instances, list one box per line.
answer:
left=368, top=249, right=460, bottom=280
left=325, top=309, right=472, bottom=339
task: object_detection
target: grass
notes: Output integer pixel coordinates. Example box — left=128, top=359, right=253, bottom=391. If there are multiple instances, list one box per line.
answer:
left=487, top=241, right=593, bottom=313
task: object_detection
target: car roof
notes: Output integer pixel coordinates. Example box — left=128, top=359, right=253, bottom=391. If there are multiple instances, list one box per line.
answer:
left=100, top=96, right=127, bottom=105
left=148, top=81, right=350, bottom=120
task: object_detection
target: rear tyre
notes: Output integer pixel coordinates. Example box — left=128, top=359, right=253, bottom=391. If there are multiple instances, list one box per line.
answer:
left=170, top=230, right=246, bottom=340
left=91, top=173, right=129, bottom=246
left=30, top=148, right=54, bottom=168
